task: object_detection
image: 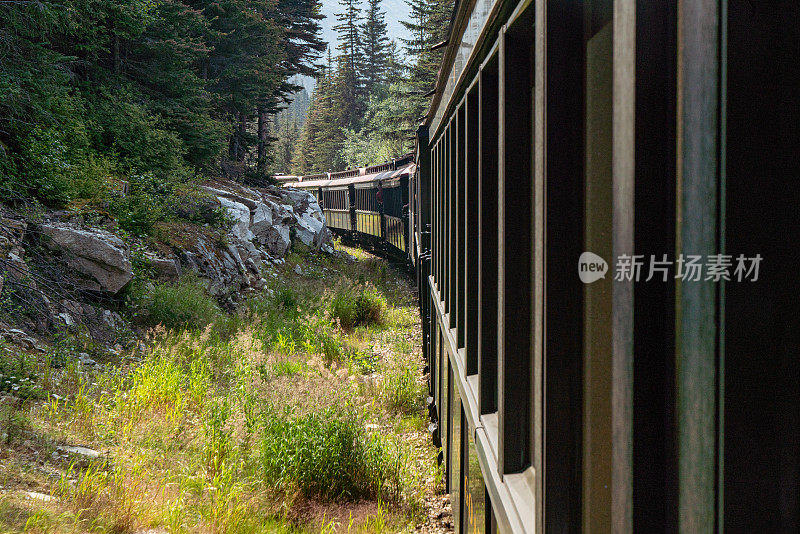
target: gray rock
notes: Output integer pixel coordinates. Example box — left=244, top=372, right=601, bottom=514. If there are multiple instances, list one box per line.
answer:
left=217, top=197, right=254, bottom=241
left=250, top=202, right=273, bottom=238
left=143, top=252, right=181, bottom=282
left=283, top=188, right=330, bottom=249
left=260, top=224, right=291, bottom=257
left=201, top=185, right=260, bottom=210
left=78, top=353, right=96, bottom=366
left=244, top=257, right=260, bottom=274
left=56, top=445, right=101, bottom=467
left=40, top=223, right=132, bottom=294
left=102, top=310, right=123, bottom=329
left=58, top=312, right=75, bottom=327
left=1, top=328, right=45, bottom=352
left=23, top=491, right=54, bottom=502
left=57, top=445, right=100, bottom=458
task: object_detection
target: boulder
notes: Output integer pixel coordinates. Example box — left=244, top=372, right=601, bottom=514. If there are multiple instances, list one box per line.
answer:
left=250, top=198, right=294, bottom=256
left=182, top=236, right=245, bottom=296
left=202, top=185, right=260, bottom=210
left=40, top=223, right=132, bottom=294
left=260, top=224, right=291, bottom=257
left=217, top=197, right=254, bottom=241
left=250, top=202, right=273, bottom=238
left=5, top=251, right=31, bottom=282
left=294, top=208, right=326, bottom=248
left=143, top=252, right=181, bottom=282
left=283, top=189, right=330, bottom=249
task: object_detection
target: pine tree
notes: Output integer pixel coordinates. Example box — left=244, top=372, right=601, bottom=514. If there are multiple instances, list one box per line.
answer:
left=361, top=0, right=390, bottom=96
left=401, top=0, right=451, bottom=86
left=293, top=55, right=345, bottom=172
left=333, top=0, right=366, bottom=128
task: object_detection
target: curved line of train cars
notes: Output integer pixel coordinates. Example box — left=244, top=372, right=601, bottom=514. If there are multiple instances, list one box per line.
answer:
left=282, top=154, right=416, bottom=259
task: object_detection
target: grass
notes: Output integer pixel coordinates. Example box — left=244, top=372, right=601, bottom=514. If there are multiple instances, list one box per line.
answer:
left=132, top=274, right=221, bottom=330
left=0, top=242, right=439, bottom=533
left=330, top=285, right=386, bottom=330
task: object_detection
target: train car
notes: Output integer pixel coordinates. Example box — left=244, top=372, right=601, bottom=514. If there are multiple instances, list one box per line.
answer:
left=284, top=155, right=415, bottom=259
left=412, top=0, right=800, bottom=533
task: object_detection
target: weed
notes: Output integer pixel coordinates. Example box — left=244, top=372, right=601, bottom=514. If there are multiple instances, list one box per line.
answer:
left=329, top=285, right=386, bottom=330
left=0, top=348, right=45, bottom=399
left=275, top=287, right=299, bottom=312
left=134, top=275, right=220, bottom=330
left=0, top=405, right=29, bottom=445
left=259, top=407, right=400, bottom=502
left=381, top=360, right=424, bottom=416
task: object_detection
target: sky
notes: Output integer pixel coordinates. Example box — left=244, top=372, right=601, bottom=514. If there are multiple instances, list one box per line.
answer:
left=296, top=0, right=411, bottom=92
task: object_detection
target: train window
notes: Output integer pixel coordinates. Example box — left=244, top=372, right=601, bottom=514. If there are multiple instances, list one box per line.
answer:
left=449, top=120, right=457, bottom=330
left=498, top=6, right=534, bottom=474
left=544, top=0, right=584, bottom=527
left=434, top=321, right=441, bottom=410
left=450, top=371, right=462, bottom=531
left=478, top=53, right=499, bottom=417
left=582, top=15, right=613, bottom=532
left=433, top=142, right=438, bottom=290
left=443, top=132, right=450, bottom=307
left=465, top=414, right=486, bottom=533
left=724, top=1, right=800, bottom=530
left=465, top=83, right=480, bottom=377
left=440, top=327, right=450, bottom=490
left=631, top=0, right=677, bottom=530
left=432, top=147, right=437, bottom=286
left=438, top=142, right=444, bottom=290
left=456, top=104, right=466, bottom=350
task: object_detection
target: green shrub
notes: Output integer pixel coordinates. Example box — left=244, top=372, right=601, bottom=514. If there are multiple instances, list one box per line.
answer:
left=275, top=287, right=299, bottom=312
left=329, top=285, right=385, bottom=330
left=259, top=407, right=397, bottom=501
left=136, top=276, right=219, bottom=331
left=0, top=348, right=45, bottom=399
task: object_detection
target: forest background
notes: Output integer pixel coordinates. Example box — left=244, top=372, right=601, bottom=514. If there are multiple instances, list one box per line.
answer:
left=0, top=0, right=451, bottom=238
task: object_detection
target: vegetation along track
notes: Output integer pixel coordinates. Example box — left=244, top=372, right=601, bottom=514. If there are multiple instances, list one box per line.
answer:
left=0, top=243, right=453, bottom=533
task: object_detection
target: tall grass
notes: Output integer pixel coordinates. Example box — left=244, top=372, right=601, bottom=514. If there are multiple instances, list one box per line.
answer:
left=259, top=407, right=400, bottom=502
left=2, top=244, right=431, bottom=533
left=329, top=284, right=386, bottom=330
left=134, top=275, right=220, bottom=330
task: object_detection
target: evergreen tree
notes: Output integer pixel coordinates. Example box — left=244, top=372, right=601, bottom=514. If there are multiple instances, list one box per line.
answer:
left=333, top=0, right=366, bottom=128
left=0, top=0, right=324, bottom=212
left=361, top=0, right=390, bottom=95
left=293, top=56, right=345, bottom=172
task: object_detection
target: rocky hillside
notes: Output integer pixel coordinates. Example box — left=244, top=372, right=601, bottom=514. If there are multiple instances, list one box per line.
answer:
left=0, top=179, right=332, bottom=352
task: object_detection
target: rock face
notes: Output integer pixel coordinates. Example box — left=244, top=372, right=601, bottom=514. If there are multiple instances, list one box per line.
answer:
left=169, top=181, right=331, bottom=298
left=143, top=252, right=181, bottom=282
left=40, top=223, right=133, bottom=294
left=203, top=181, right=330, bottom=256
left=217, top=197, right=254, bottom=241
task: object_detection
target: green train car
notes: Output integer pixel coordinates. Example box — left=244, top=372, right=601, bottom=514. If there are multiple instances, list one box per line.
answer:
left=409, top=0, right=800, bottom=532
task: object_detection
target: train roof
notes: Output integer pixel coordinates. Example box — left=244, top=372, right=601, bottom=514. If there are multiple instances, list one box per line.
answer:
left=284, top=162, right=416, bottom=189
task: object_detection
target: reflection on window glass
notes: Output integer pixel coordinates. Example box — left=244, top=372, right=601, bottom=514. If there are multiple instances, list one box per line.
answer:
left=450, top=379, right=462, bottom=531
left=465, top=437, right=486, bottom=533
left=432, top=0, right=500, bottom=134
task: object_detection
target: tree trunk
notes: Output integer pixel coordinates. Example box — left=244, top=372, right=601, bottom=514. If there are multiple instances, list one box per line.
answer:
left=257, top=107, right=269, bottom=174
left=229, top=126, right=239, bottom=161
left=113, top=33, right=120, bottom=74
